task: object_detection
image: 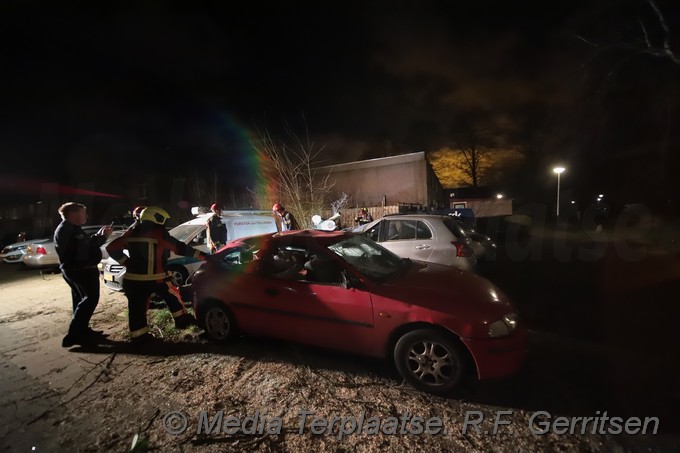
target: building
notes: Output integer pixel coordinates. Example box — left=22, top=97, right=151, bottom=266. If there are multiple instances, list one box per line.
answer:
left=317, top=152, right=444, bottom=209
left=445, top=187, right=513, bottom=218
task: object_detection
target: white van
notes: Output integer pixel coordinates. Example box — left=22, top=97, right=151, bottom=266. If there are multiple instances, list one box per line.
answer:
left=102, top=211, right=278, bottom=290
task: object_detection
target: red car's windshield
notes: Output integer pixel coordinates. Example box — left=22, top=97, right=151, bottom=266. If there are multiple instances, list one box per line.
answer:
left=326, top=235, right=406, bottom=281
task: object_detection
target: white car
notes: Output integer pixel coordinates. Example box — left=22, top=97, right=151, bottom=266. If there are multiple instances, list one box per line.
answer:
left=357, top=214, right=478, bottom=271
left=1, top=238, right=51, bottom=264
left=23, top=225, right=126, bottom=269
left=102, top=211, right=279, bottom=290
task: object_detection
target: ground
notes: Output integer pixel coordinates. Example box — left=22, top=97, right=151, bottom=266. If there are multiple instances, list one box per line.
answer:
left=1, top=231, right=679, bottom=452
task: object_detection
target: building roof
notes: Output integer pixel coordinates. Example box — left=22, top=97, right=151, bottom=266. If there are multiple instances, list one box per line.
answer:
left=316, top=151, right=426, bottom=172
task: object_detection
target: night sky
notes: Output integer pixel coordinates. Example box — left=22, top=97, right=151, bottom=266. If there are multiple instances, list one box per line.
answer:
left=2, top=1, right=679, bottom=210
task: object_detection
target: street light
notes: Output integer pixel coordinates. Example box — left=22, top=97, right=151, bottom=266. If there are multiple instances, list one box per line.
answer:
left=552, top=166, right=566, bottom=217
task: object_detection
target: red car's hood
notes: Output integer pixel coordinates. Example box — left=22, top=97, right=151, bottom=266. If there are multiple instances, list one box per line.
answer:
left=373, top=260, right=516, bottom=319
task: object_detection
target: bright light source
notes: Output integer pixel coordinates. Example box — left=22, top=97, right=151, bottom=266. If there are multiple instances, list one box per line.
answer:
left=571, top=201, right=576, bottom=204
left=598, top=194, right=604, bottom=198
left=191, top=206, right=199, bottom=215
left=496, top=194, right=504, bottom=199
left=552, top=166, right=566, bottom=217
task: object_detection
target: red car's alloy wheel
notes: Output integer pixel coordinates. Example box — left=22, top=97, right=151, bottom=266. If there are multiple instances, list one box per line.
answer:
left=200, top=301, right=236, bottom=342
left=394, top=328, right=467, bottom=394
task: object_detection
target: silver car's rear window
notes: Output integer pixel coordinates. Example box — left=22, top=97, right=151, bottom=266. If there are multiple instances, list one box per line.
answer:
left=442, top=217, right=466, bottom=239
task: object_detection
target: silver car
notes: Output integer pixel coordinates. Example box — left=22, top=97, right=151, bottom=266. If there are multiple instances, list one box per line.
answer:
left=23, top=225, right=126, bottom=269
left=357, top=214, right=477, bottom=271
left=1, top=238, right=51, bottom=264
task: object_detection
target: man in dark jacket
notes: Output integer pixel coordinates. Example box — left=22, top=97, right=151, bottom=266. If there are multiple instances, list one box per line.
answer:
left=54, top=202, right=112, bottom=347
left=206, top=203, right=227, bottom=253
left=107, top=206, right=208, bottom=343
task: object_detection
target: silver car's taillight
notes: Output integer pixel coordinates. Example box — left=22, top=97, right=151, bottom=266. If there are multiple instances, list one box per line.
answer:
left=451, top=241, right=471, bottom=257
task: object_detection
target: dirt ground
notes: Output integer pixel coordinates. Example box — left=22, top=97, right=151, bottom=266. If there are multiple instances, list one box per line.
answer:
left=1, top=262, right=679, bottom=452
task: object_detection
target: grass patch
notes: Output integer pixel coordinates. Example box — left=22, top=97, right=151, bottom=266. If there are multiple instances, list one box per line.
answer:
left=148, top=307, right=200, bottom=340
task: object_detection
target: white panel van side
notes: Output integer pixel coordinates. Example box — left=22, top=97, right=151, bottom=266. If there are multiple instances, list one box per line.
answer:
left=102, top=212, right=279, bottom=290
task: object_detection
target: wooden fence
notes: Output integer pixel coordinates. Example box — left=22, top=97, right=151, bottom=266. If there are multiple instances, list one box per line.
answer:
left=320, top=205, right=399, bottom=230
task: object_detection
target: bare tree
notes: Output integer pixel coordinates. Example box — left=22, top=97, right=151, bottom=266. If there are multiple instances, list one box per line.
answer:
left=575, top=0, right=679, bottom=207
left=454, top=144, right=490, bottom=188
left=330, top=192, right=351, bottom=215
left=188, top=170, right=221, bottom=210
left=578, top=0, right=679, bottom=67
left=249, top=129, right=335, bottom=228
left=449, top=124, right=493, bottom=187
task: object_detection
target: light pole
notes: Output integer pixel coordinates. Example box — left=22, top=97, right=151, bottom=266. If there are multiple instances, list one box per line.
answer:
left=552, top=167, right=565, bottom=218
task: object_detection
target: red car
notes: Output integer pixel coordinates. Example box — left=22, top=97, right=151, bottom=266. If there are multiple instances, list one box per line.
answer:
left=190, top=230, right=526, bottom=395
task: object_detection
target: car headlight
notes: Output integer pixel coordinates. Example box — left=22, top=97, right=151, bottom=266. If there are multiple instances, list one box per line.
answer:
left=488, top=313, right=519, bottom=338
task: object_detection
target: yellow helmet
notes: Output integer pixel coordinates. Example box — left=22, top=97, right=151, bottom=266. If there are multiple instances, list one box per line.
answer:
left=140, top=206, right=170, bottom=225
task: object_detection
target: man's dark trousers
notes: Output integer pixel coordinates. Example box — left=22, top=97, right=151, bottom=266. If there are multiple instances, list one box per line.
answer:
left=61, top=267, right=100, bottom=338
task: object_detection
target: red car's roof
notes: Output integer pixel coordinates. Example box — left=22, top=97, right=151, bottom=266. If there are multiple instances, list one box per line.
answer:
left=226, top=229, right=349, bottom=248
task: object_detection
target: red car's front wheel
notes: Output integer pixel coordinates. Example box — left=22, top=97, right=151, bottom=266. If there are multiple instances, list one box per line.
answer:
left=393, top=328, right=468, bottom=395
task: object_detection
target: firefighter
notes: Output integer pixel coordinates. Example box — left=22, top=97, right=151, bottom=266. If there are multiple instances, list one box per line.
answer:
left=206, top=203, right=227, bottom=253
left=272, top=203, right=300, bottom=231
left=354, top=208, right=373, bottom=226
left=106, top=206, right=208, bottom=343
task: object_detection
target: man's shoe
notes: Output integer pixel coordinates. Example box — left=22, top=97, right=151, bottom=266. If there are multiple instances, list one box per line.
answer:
left=62, top=334, right=96, bottom=347
left=85, top=327, right=108, bottom=337
left=62, top=335, right=77, bottom=347
left=130, top=333, right=157, bottom=344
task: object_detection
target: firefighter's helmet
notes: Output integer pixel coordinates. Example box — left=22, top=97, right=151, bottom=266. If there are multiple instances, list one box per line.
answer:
left=140, top=206, right=170, bottom=225
left=210, top=203, right=220, bottom=211
left=272, top=203, right=283, bottom=213
left=132, top=206, right=146, bottom=220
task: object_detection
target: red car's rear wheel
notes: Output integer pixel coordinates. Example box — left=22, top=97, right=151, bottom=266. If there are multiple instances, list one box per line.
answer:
left=198, top=301, right=236, bottom=342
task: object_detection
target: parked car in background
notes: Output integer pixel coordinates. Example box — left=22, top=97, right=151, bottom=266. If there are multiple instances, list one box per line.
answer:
left=1, top=238, right=51, bottom=264
left=462, top=228, right=497, bottom=262
left=188, top=229, right=525, bottom=395
left=22, top=225, right=126, bottom=269
left=97, top=230, right=126, bottom=273
left=22, top=241, right=59, bottom=269
left=355, top=214, right=477, bottom=271
left=102, top=211, right=279, bottom=290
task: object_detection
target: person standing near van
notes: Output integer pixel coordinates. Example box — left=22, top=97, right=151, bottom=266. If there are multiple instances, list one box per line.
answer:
left=273, top=203, right=300, bottom=231
left=106, top=206, right=208, bottom=343
left=54, top=202, right=112, bottom=347
left=206, top=203, right=227, bottom=253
